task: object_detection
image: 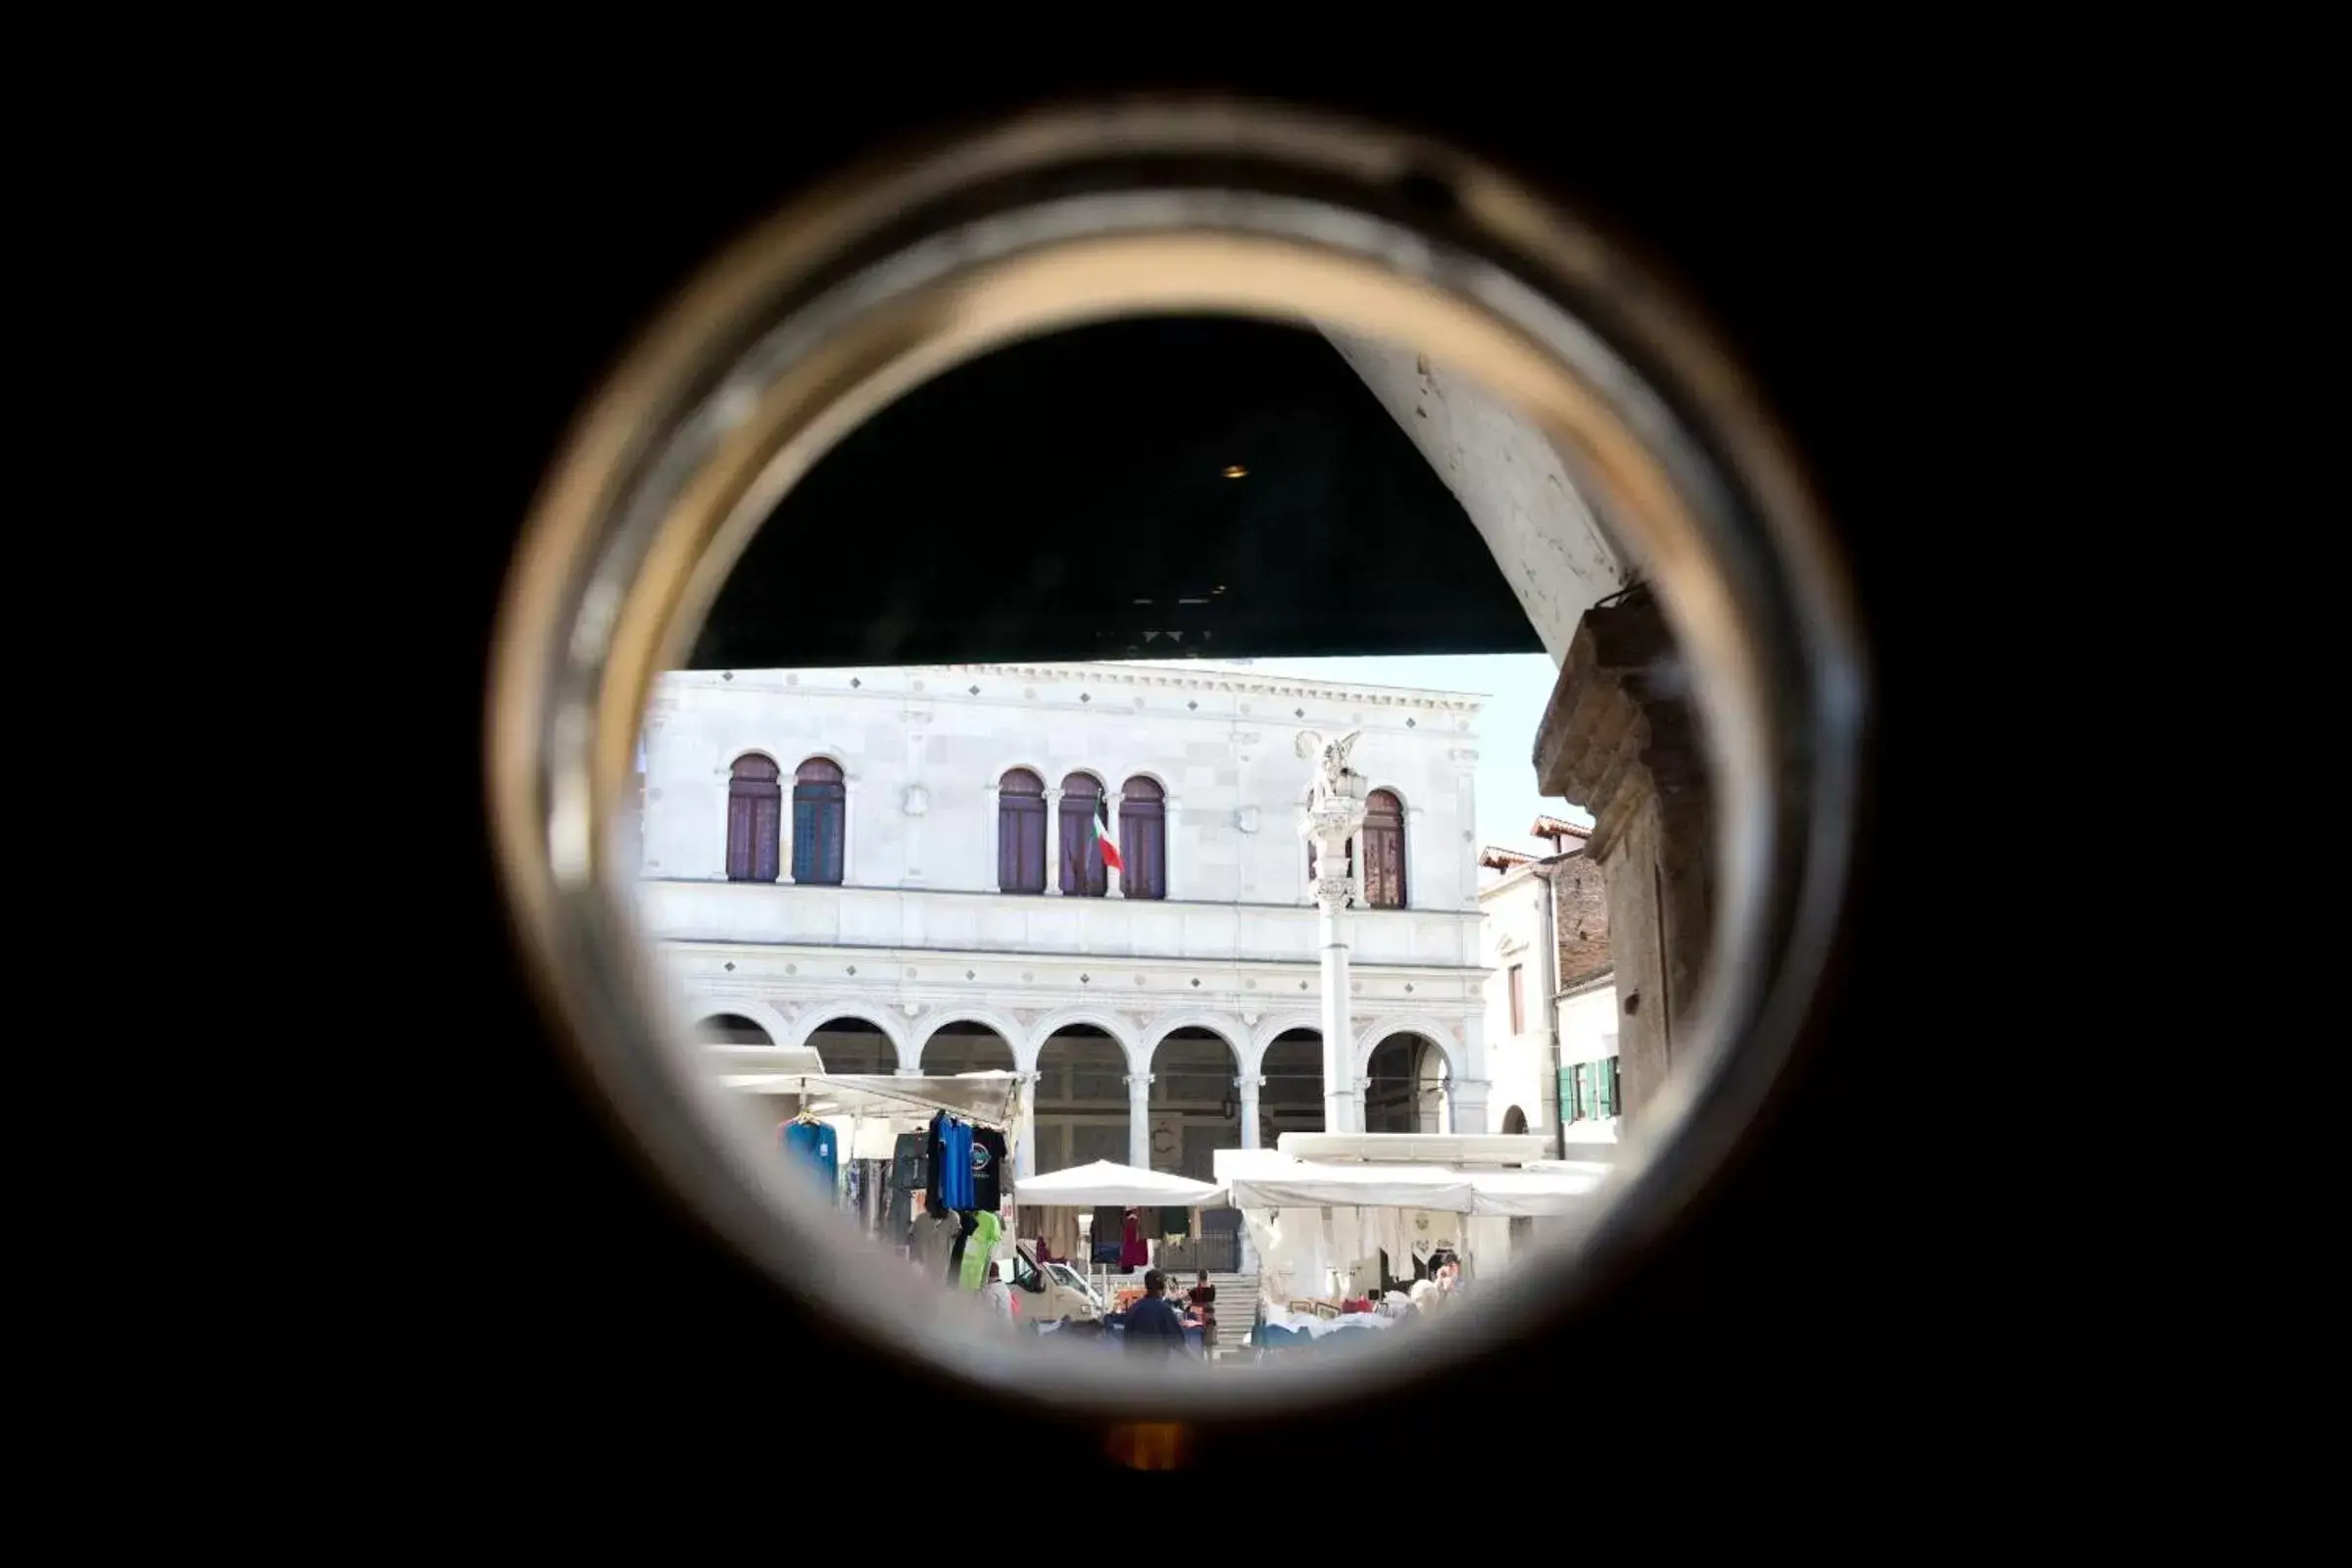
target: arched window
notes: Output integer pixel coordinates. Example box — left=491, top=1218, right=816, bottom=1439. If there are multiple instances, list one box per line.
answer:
left=791, top=758, right=846, bottom=885
left=725, top=755, right=782, bottom=882
left=1362, top=789, right=1406, bottom=908
left=998, top=768, right=1047, bottom=894
left=1057, top=772, right=1106, bottom=897
left=1118, top=776, right=1167, bottom=900
left=1501, top=1105, right=1530, bottom=1136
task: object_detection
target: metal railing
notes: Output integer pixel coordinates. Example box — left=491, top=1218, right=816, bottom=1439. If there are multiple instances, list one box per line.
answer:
left=1155, top=1233, right=1243, bottom=1274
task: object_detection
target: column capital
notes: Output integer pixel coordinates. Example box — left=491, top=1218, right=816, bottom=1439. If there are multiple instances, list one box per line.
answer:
left=1123, top=1072, right=1155, bottom=1088
left=1232, top=1074, right=1266, bottom=1091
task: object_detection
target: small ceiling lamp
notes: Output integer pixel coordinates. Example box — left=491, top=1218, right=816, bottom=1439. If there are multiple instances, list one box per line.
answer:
left=1222, top=464, right=1248, bottom=478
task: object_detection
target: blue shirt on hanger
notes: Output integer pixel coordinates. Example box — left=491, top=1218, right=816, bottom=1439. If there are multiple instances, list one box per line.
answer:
left=782, top=1119, right=838, bottom=1192
left=938, top=1118, right=975, bottom=1210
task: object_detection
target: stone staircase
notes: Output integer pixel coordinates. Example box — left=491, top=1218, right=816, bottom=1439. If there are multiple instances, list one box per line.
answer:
left=1199, top=1271, right=1259, bottom=1360
left=1084, top=1266, right=1260, bottom=1358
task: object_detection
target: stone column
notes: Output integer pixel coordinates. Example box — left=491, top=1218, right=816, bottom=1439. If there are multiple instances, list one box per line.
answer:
left=773, top=770, right=793, bottom=884
left=899, top=780, right=926, bottom=889
left=1299, top=731, right=1370, bottom=1136
left=1314, top=856, right=1364, bottom=1134
left=1448, top=1077, right=1492, bottom=1136
left=1163, top=796, right=1183, bottom=901
left=1125, top=1072, right=1153, bottom=1168
left=839, top=770, right=857, bottom=886
left=1043, top=788, right=1063, bottom=895
left=1104, top=790, right=1125, bottom=898
left=1237, top=1074, right=1265, bottom=1150
left=1014, top=1072, right=1038, bottom=1180
left=1404, top=803, right=1428, bottom=910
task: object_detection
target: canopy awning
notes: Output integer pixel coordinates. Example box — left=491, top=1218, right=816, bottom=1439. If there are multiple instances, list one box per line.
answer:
left=1458, top=1163, right=1610, bottom=1215
left=714, top=1066, right=1020, bottom=1129
left=1215, top=1149, right=1480, bottom=1212
left=1012, top=1159, right=1226, bottom=1208
left=1213, top=1149, right=1608, bottom=1215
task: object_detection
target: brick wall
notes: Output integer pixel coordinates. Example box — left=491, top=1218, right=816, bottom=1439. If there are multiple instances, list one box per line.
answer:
left=1548, top=852, right=1612, bottom=990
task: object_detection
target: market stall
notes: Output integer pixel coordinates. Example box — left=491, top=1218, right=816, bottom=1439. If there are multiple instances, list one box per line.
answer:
left=711, top=1048, right=1022, bottom=1287
left=1005, top=1158, right=1225, bottom=1272
left=1212, top=1146, right=1612, bottom=1348
left=1007, top=1159, right=1227, bottom=1354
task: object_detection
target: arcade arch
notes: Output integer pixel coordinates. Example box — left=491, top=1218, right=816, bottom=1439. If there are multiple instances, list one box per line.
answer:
left=1364, top=1030, right=1451, bottom=1134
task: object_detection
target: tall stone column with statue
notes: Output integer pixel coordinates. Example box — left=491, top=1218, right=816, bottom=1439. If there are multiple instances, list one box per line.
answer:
left=1297, top=729, right=1370, bottom=1135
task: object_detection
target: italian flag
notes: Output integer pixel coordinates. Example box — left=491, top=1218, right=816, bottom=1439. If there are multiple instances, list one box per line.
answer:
left=1093, top=796, right=1124, bottom=873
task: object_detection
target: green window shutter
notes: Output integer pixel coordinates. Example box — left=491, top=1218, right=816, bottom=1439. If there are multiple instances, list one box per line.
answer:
left=1557, top=1066, right=1576, bottom=1124
left=1597, top=1057, right=1616, bottom=1118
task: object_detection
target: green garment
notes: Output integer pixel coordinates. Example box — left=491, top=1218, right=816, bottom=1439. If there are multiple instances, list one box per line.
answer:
left=958, top=1211, right=1003, bottom=1292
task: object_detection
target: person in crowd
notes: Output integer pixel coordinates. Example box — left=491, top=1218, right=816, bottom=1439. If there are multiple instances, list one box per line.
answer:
left=977, top=1246, right=1016, bottom=1331
left=1124, top=1267, right=1188, bottom=1357
left=1186, top=1268, right=1218, bottom=1357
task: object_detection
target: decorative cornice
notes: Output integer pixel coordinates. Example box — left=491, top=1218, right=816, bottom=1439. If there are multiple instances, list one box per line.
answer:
left=662, top=662, right=1486, bottom=712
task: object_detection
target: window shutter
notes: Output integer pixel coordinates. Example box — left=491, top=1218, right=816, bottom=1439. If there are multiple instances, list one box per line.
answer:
left=726, top=793, right=755, bottom=880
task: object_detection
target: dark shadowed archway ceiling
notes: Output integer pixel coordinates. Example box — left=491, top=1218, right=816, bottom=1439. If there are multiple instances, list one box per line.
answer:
left=688, top=317, right=1541, bottom=668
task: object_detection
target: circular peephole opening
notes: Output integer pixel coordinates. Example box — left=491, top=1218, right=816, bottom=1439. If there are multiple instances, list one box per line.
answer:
left=487, top=103, right=1864, bottom=1422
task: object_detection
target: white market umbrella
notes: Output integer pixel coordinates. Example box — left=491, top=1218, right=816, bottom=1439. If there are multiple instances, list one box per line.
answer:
left=1013, top=1159, right=1226, bottom=1208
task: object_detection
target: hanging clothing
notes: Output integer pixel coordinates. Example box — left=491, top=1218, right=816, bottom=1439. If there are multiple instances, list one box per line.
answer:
left=1039, top=1207, right=1081, bottom=1264
left=931, top=1114, right=978, bottom=1212
left=1119, top=1207, right=1150, bottom=1269
left=948, top=1209, right=980, bottom=1282
left=1374, top=1209, right=1412, bottom=1284
left=1406, top=1208, right=1463, bottom=1268
left=914, top=1212, right=957, bottom=1277
left=780, top=1120, right=838, bottom=1190
left=970, top=1127, right=1007, bottom=1213
left=852, top=1158, right=890, bottom=1232
left=958, top=1211, right=1004, bottom=1292
left=923, top=1113, right=950, bottom=1218
left=889, top=1131, right=925, bottom=1238
left=1245, top=1210, right=1294, bottom=1303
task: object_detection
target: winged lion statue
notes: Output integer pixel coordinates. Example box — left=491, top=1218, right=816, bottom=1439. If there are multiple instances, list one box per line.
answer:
left=1295, top=728, right=1364, bottom=811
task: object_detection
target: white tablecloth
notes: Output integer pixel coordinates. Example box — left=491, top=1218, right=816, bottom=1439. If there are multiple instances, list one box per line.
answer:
left=1257, top=1307, right=1394, bottom=1339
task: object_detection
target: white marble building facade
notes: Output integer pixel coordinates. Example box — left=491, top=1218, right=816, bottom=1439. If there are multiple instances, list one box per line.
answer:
left=634, top=662, right=1494, bottom=1184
